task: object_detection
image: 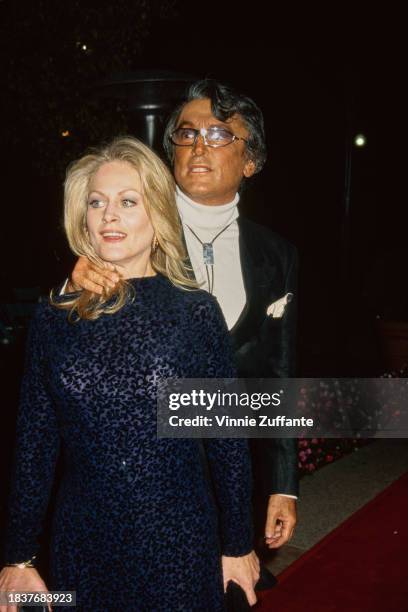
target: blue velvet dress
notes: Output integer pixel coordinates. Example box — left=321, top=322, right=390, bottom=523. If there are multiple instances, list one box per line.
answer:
left=4, top=275, right=253, bottom=611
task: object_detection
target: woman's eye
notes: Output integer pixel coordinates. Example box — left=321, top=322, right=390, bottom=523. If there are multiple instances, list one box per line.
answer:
left=122, top=199, right=137, bottom=208
left=88, top=199, right=104, bottom=208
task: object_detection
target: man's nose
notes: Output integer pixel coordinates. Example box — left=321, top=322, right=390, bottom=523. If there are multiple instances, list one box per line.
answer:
left=191, top=132, right=207, bottom=155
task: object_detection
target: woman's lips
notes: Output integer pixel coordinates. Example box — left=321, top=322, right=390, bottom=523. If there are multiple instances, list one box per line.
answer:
left=100, top=231, right=127, bottom=242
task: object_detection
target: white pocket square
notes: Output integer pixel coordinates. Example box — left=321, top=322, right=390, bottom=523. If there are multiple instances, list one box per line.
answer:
left=266, top=293, right=294, bottom=318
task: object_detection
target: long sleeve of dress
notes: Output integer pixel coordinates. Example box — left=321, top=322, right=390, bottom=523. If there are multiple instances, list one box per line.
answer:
left=3, top=304, right=60, bottom=565
left=191, top=297, right=253, bottom=557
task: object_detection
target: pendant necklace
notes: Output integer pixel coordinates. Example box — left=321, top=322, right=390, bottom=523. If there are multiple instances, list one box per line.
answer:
left=184, top=220, right=235, bottom=294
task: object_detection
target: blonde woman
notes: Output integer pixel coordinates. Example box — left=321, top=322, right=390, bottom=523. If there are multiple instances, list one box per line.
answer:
left=0, top=137, right=258, bottom=611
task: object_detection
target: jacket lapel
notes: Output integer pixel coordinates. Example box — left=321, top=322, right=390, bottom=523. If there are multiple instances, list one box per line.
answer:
left=181, top=228, right=197, bottom=282
left=229, top=217, right=266, bottom=340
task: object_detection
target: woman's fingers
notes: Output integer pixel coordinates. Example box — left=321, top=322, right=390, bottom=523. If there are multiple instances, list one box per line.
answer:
left=0, top=566, right=51, bottom=611
left=222, top=551, right=260, bottom=606
left=226, top=577, right=257, bottom=606
left=241, top=581, right=257, bottom=606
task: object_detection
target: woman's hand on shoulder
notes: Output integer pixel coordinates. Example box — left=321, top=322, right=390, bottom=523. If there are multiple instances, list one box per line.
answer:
left=0, top=566, right=52, bottom=612
left=221, top=549, right=260, bottom=606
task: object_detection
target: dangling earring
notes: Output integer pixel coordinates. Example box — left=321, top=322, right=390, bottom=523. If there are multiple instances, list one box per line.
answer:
left=152, top=235, right=159, bottom=253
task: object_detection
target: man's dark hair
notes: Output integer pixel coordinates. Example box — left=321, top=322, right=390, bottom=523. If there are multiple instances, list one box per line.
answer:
left=163, top=79, right=267, bottom=174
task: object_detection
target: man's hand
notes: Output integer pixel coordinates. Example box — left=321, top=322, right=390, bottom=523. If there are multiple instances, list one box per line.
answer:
left=222, top=550, right=260, bottom=606
left=67, top=256, right=120, bottom=295
left=0, top=566, right=52, bottom=612
left=264, top=494, right=297, bottom=549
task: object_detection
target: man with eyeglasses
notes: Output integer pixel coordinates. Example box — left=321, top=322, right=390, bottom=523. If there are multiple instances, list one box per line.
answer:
left=68, top=79, right=298, bottom=602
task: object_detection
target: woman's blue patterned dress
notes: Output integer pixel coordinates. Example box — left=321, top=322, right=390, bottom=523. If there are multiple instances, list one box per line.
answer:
left=4, top=275, right=253, bottom=611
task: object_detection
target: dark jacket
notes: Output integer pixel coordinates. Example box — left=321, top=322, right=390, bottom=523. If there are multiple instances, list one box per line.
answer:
left=186, top=216, right=299, bottom=497
left=230, top=218, right=299, bottom=497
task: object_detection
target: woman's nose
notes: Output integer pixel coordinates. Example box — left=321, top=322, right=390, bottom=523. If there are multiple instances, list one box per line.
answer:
left=102, top=201, right=120, bottom=223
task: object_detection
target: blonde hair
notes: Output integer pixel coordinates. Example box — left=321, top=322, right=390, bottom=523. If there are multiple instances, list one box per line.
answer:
left=52, top=136, right=196, bottom=320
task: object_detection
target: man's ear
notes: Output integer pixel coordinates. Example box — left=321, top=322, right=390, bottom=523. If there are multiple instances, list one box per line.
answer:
left=243, top=158, right=256, bottom=178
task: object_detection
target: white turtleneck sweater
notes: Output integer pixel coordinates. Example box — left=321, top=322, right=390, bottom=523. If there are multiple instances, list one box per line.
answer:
left=176, top=187, right=246, bottom=330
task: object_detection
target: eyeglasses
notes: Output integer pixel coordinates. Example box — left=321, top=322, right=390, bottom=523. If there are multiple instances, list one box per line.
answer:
left=170, top=126, right=247, bottom=148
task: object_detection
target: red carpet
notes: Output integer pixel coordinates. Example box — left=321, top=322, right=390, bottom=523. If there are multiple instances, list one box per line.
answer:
left=257, top=472, right=408, bottom=612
